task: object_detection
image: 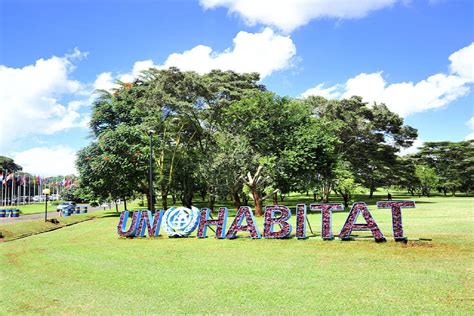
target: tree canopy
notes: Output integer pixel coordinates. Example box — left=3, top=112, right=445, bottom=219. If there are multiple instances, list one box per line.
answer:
left=76, top=67, right=471, bottom=214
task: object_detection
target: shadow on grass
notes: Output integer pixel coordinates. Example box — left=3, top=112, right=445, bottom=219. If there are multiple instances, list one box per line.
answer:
left=101, top=212, right=122, bottom=218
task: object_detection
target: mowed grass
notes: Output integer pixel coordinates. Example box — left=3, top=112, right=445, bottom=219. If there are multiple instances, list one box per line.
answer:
left=1, top=203, right=50, bottom=215
left=0, top=211, right=109, bottom=241
left=0, top=194, right=473, bottom=314
left=7, top=201, right=142, bottom=215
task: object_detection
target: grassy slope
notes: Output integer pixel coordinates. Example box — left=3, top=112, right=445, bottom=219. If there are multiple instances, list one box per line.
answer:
left=0, top=211, right=108, bottom=241
left=0, top=195, right=473, bottom=314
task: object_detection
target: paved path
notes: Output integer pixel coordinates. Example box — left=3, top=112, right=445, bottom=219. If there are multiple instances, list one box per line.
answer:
left=0, top=203, right=115, bottom=225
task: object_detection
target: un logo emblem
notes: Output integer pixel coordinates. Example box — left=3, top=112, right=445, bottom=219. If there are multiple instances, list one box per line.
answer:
left=162, top=206, right=201, bottom=237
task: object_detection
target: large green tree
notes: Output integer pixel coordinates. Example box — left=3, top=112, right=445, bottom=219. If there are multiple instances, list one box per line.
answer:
left=415, top=141, right=473, bottom=195
left=76, top=124, right=149, bottom=209
left=303, top=96, right=417, bottom=199
left=81, top=68, right=264, bottom=210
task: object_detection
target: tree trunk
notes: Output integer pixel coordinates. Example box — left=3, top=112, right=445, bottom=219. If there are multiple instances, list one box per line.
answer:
left=343, top=193, right=349, bottom=208
left=322, top=178, right=332, bottom=202
left=115, top=203, right=119, bottom=213
left=241, top=192, right=249, bottom=206
left=313, top=193, right=317, bottom=202
left=123, top=198, right=127, bottom=211
left=208, top=195, right=215, bottom=212
left=323, top=186, right=330, bottom=203
left=273, top=192, right=278, bottom=205
left=251, top=190, right=263, bottom=216
left=369, top=187, right=375, bottom=198
left=161, top=189, right=168, bottom=210
left=232, top=190, right=241, bottom=208
left=182, top=189, right=193, bottom=208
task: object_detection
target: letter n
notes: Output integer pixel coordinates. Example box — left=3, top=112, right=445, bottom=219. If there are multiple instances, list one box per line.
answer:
left=263, top=205, right=292, bottom=238
left=377, top=200, right=415, bottom=242
left=310, top=203, right=344, bottom=240
left=339, top=203, right=386, bottom=242
left=225, top=206, right=261, bottom=239
left=136, top=210, right=164, bottom=237
left=117, top=211, right=141, bottom=237
left=197, top=208, right=228, bottom=238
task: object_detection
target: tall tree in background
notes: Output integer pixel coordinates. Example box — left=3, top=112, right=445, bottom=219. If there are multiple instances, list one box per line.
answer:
left=0, top=156, right=22, bottom=172
left=303, top=96, right=417, bottom=199
left=415, top=141, right=473, bottom=195
left=415, top=164, right=440, bottom=197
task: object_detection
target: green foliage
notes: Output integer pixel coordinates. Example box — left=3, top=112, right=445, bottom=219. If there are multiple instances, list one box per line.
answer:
left=60, top=185, right=83, bottom=202
left=79, top=67, right=471, bottom=211
left=0, top=156, right=22, bottom=172
left=77, top=124, right=149, bottom=203
left=415, top=140, right=474, bottom=194
left=415, top=164, right=440, bottom=197
left=333, top=163, right=362, bottom=207
left=303, top=95, right=417, bottom=200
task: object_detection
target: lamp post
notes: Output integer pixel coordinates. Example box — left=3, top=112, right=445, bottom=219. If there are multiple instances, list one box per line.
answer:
left=148, top=130, right=155, bottom=212
left=43, top=188, right=50, bottom=222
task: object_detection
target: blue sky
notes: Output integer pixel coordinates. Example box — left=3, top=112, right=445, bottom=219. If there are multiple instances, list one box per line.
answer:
left=1, top=0, right=473, bottom=175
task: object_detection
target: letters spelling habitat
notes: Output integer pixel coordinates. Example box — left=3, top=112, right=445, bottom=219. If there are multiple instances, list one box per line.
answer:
left=117, top=201, right=415, bottom=242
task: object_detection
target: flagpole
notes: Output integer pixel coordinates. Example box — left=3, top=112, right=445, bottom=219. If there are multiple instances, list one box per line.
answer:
left=23, top=175, right=26, bottom=205
left=33, top=175, right=36, bottom=204
left=28, top=175, right=30, bottom=204
left=10, top=172, right=15, bottom=206
left=0, top=170, right=3, bottom=207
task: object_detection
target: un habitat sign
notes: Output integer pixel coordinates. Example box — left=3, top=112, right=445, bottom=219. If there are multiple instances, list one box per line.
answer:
left=117, top=201, right=415, bottom=242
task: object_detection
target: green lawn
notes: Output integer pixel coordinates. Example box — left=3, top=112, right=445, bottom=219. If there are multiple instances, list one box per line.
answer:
left=1, top=194, right=473, bottom=314
left=2, top=201, right=140, bottom=215
left=1, top=203, right=50, bottom=215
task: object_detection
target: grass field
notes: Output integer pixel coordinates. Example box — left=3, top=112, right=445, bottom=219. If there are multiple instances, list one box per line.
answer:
left=1, top=194, right=473, bottom=314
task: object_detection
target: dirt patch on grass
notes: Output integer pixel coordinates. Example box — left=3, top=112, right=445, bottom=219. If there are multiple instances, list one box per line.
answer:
left=403, top=240, right=434, bottom=248
left=5, top=252, right=20, bottom=264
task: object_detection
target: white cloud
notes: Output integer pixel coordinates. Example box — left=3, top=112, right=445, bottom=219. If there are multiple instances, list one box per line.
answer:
left=399, top=138, right=423, bottom=156
left=302, top=43, right=474, bottom=117
left=161, top=28, right=295, bottom=77
left=449, top=43, right=474, bottom=82
left=96, top=28, right=296, bottom=91
left=465, top=117, right=474, bottom=140
left=0, top=49, right=90, bottom=153
left=466, top=117, right=474, bottom=130
left=300, top=83, right=344, bottom=99
left=465, top=133, right=474, bottom=141
left=200, top=0, right=398, bottom=33
left=93, top=72, right=115, bottom=92
left=12, top=146, right=78, bottom=176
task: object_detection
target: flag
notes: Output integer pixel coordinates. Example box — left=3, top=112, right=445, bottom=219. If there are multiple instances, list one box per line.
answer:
left=1, top=173, right=6, bottom=186
left=21, top=175, right=26, bottom=186
left=37, top=176, right=41, bottom=185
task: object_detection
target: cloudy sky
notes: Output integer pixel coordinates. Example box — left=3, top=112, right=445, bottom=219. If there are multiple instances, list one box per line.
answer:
left=1, top=0, right=473, bottom=176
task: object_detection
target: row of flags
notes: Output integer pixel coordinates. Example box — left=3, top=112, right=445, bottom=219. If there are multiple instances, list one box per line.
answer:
left=0, top=173, right=76, bottom=188
left=0, top=171, right=78, bottom=206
